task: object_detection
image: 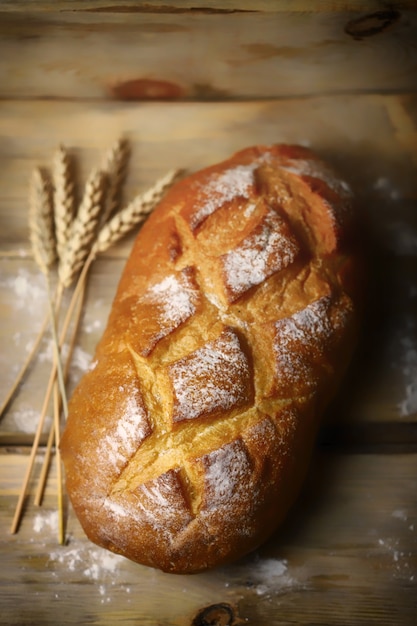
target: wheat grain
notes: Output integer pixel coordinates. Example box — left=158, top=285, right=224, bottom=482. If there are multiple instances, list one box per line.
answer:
left=91, top=168, right=181, bottom=256
left=28, top=167, right=56, bottom=274
left=53, top=145, right=75, bottom=260
left=58, top=168, right=107, bottom=288
left=101, top=137, right=131, bottom=223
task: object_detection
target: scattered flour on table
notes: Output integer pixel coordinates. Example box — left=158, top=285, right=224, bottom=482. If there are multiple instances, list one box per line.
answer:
left=49, top=543, right=128, bottom=604
left=33, top=510, right=59, bottom=533
left=83, top=318, right=102, bottom=334
left=33, top=513, right=129, bottom=603
left=390, top=508, right=415, bottom=534
left=378, top=537, right=415, bottom=581
left=37, top=340, right=92, bottom=373
left=224, top=555, right=301, bottom=598
left=32, top=508, right=130, bottom=605
left=83, top=298, right=106, bottom=334
left=392, top=509, right=409, bottom=523
left=5, top=269, right=48, bottom=311
left=12, top=406, right=51, bottom=433
left=49, top=543, right=123, bottom=578
left=33, top=511, right=125, bottom=580
left=385, top=222, right=417, bottom=256
left=377, top=509, right=416, bottom=581
left=1, top=269, right=48, bottom=360
left=390, top=315, right=417, bottom=418
left=372, top=176, right=417, bottom=256
left=69, top=345, right=93, bottom=372
left=250, top=558, right=295, bottom=596
left=33, top=513, right=298, bottom=603
left=373, top=176, right=403, bottom=202
left=2, top=268, right=95, bottom=367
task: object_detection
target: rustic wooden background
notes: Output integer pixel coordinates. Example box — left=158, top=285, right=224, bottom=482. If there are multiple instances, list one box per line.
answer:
left=0, top=2, right=416, bottom=625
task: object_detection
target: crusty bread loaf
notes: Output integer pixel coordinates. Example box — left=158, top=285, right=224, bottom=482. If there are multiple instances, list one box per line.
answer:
left=60, top=144, right=360, bottom=574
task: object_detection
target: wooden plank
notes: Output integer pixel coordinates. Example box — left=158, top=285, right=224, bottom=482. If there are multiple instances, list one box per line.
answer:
left=1, top=96, right=416, bottom=248
left=1, top=449, right=416, bottom=625
left=0, top=1, right=415, bottom=14
left=0, top=9, right=415, bottom=623
left=385, top=96, right=417, bottom=169
left=0, top=9, right=416, bottom=100
left=0, top=96, right=416, bottom=438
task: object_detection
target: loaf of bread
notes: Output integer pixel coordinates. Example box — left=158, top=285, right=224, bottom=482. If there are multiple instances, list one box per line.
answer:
left=60, top=144, right=360, bottom=574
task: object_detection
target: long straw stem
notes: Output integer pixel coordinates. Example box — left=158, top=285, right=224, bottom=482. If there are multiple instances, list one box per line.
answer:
left=53, top=382, right=65, bottom=545
left=34, top=410, right=55, bottom=507
left=10, top=356, right=58, bottom=534
left=46, top=280, right=68, bottom=420
left=10, top=278, right=79, bottom=533
left=34, top=279, right=86, bottom=511
left=11, top=259, right=93, bottom=534
left=0, top=312, right=50, bottom=419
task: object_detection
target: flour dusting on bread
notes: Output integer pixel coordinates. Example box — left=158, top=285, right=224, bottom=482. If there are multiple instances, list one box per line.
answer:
left=146, top=272, right=199, bottom=328
left=222, top=208, right=299, bottom=300
left=169, top=328, right=251, bottom=423
left=191, top=163, right=257, bottom=228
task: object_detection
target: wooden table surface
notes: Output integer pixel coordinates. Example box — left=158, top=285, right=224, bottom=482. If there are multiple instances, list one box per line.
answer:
left=1, top=3, right=417, bottom=625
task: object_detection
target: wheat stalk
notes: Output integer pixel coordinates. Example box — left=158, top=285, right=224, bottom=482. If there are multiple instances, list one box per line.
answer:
left=35, top=279, right=87, bottom=544
left=10, top=286, right=68, bottom=536
left=35, top=409, right=55, bottom=507
left=0, top=312, right=50, bottom=419
left=101, top=138, right=130, bottom=223
left=10, top=352, right=57, bottom=535
left=35, top=280, right=86, bottom=506
left=3, top=166, right=57, bottom=410
left=10, top=160, right=74, bottom=535
left=1, top=169, right=56, bottom=418
left=11, top=140, right=182, bottom=544
left=28, top=167, right=56, bottom=274
left=52, top=382, right=65, bottom=544
left=58, top=168, right=107, bottom=289
left=53, top=145, right=75, bottom=260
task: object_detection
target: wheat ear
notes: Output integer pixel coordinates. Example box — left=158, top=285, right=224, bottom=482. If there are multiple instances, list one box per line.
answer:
left=29, top=157, right=68, bottom=430
left=101, top=138, right=131, bottom=223
left=91, top=168, right=182, bottom=257
left=53, top=145, right=75, bottom=260
left=28, top=167, right=56, bottom=274
left=57, top=168, right=183, bottom=410
left=58, top=168, right=107, bottom=289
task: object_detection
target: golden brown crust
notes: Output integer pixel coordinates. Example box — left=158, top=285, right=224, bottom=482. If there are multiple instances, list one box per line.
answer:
left=60, top=144, right=360, bottom=574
